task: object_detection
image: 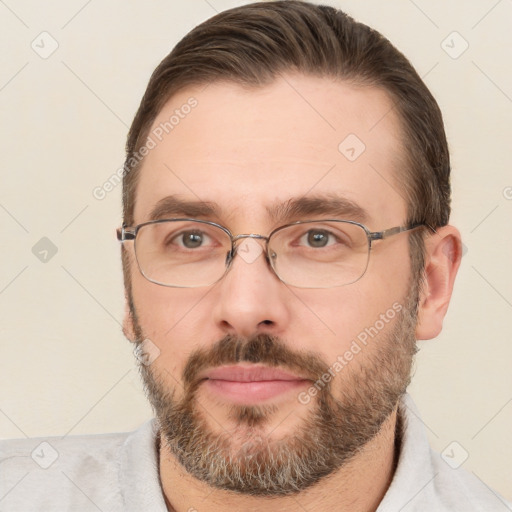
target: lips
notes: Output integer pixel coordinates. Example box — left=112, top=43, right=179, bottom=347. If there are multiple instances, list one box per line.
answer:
left=202, top=365, right=307, bottom=382
left=199, top=365, right=310, bottom=404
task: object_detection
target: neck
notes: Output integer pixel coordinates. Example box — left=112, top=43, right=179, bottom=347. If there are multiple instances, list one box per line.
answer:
left=158, top=407, right=400, bottom=512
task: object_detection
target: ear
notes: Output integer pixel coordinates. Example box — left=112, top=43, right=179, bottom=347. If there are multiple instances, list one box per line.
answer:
left=415, top=225, right=462, bottom=340
left=122, top=294, right=138, bottom=343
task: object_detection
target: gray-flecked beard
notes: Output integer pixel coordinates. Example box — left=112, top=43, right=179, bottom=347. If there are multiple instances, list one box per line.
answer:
left=131, top=286, right=418, bottom=497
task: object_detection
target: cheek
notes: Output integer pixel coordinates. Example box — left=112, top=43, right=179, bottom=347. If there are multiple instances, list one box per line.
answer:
left=132, top=282, right=209, bottom=388
left=292, top=278, right=407, bottom=364
left=132, top=266, right=197, bottom=325
left=130, top=268, right=211, bottom=356
left=316, top=304, right=407, bottom=393
left=367, top=236, right=413, bottom=293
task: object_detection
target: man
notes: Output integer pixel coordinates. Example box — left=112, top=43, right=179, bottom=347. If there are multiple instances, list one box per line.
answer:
left=1, top=1, right=510, bottom=511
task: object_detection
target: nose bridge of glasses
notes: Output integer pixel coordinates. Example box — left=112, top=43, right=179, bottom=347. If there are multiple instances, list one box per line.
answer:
left=232, top=233, right=269, bottom=244
left=225, top=233, right=271, bottom=268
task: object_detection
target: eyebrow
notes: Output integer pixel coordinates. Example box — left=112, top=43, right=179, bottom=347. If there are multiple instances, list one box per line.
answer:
left=148, top=196, right=221, bottom=221
left=147, top=194, right=369, bottom=225
left=267, top=195, right=369, bottom=224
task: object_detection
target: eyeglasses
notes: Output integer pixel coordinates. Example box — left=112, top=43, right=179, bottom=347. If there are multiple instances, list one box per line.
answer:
left=117, top=219, right=425, bottom=289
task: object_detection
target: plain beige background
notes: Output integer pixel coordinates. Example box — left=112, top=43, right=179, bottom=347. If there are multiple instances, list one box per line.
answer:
left=1, top=0, right=511, bottom=502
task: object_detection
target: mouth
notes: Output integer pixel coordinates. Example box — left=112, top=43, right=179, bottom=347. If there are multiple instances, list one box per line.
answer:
left=198, top=365, right=311, bottom=404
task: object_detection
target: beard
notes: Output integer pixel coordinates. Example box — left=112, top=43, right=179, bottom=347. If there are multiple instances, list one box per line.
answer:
left=129, top=284, right=419, bottom=497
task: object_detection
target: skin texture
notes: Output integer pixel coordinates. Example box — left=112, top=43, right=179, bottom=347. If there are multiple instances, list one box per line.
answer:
left=123, top=74, right=462, bottom=512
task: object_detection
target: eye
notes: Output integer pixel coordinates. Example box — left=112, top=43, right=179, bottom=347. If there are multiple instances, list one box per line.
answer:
left=172, top=230, right=212, bottom=249
left=300, top=229, right=338, bottom=248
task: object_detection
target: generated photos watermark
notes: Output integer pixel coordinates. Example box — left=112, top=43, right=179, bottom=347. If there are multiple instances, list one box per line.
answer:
left=93, top=97, right=198, bottom=201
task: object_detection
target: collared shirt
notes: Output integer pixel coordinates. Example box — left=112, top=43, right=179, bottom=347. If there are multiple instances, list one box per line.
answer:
left=0, top=394, right=510, bottom=511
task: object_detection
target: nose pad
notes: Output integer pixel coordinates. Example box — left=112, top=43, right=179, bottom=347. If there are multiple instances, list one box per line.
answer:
left=223, top=236, right=277, bottom=280
left=225, top=248, right=234, bottom=268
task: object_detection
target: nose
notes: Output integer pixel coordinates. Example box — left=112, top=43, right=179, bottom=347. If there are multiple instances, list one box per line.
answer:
left=211, top=236, right=291, bottom=339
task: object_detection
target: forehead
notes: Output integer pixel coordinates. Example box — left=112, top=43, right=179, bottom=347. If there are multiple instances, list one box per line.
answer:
left=133, top=74, right=407, bottom=228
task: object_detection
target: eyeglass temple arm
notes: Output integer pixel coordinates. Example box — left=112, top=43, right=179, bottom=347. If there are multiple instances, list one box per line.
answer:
left=116, top=225, right=136, bottom=241
left=369, top=222, right=431, bottom=242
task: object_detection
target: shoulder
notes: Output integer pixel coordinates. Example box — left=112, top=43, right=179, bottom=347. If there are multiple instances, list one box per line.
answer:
left=378, top=394, right=511, bottom=512
left=428, top=447, right=512, bottom=511
left=0, top=425, right=142, bottom=511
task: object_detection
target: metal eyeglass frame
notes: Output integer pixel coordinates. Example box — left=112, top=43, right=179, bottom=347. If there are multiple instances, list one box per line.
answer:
left=117, top=218, right=426, bottom=288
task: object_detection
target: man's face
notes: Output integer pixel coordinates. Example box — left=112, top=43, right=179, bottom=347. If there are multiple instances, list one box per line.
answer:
left=124, top=75, right=419, bottom=495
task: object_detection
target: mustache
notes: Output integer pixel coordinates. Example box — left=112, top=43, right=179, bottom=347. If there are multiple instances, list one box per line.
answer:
left=182, top=334, right=329, bottom=394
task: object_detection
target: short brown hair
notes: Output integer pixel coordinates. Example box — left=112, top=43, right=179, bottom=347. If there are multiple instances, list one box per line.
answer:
left=122, top=0, right=451, bottom=285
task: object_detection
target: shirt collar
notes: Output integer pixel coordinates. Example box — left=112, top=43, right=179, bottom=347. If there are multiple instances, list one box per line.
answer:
left=117, top=417, right=168, bottom=511
left=376, top=393, right=437, bottom=511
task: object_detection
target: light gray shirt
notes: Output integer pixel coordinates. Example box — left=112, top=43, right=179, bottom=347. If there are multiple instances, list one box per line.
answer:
left=1, top=394, right=510, bottom=511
